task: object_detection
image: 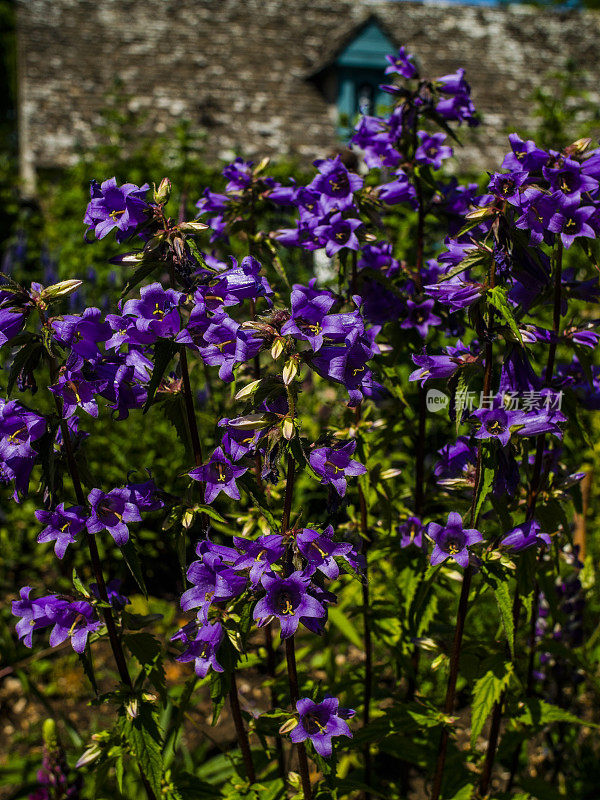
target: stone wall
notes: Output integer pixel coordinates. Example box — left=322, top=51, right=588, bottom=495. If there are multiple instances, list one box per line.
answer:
left=16, top=0, right=600, bottom=190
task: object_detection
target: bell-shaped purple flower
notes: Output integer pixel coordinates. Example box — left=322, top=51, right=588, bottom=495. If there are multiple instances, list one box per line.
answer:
left=501, top=520, right=551, bottom=552
left=415, top=132, right=453, bottom=170
left=84, top=177, right=150, bottom=242
left=427, top=512, right=482, bottom=567
left=309, top=440, right=366, bottom=497
left=172, top=620, right=224, bottom=678
left=398, top=516, right=423, bottom=548
left=309, top=156, right=363, bottom=213
left=122, top=282, right=184, bottom=342
left=232, top=534, right=285, bottom=586
left=35, top=503, right=87, bottom=559
left=188, top=446, right=248, bottom=504
left=289, top=696, right=354, bottom=757
left=401, top=299, right=441, bottom=338
left=86, top=487, right=142, bottom=546
left=253, top=571, right=326, bottom=638
left=50, top=373, right=99, bottom=419
left=180, top=549, right=247, bottom=616
left=315, top=213, right=363, bottom=258
left=384, top=46, right=418, bottom=79
left=52, top=307, right=111, bottom=362
left=296, top=526, right=359, bottom=579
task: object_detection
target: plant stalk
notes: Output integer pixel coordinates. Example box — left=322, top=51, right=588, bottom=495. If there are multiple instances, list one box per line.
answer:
left=228, top=672, right=257, bottom=783
left=478, top=242, right=563, bottom=796
left=430, top=261, right=496, bottom=800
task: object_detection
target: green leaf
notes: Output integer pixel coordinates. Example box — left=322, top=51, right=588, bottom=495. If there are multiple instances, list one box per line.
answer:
left=470, top=655, right=513, bottom=748
left=515, top=698, right=599, bottom=730
left=193, top=504, right=227, bottom=524
left=124, top=632, right=166, bottom=698
left=143, top=339, right=178, bottom=412
left=160, top=394, right=193, bottom=460
left=209, top=639, right=237, bottom=724
left=327, top=606, right=363, bottom=649
left=486, top=286, right=523, bottom=344
left=120, top=703, right=164, bottom=797
left=114, top=752, right=124, bottom=793
left=481, top=563, right=515, bottom=659
left=473, top=445, right=495, bottom=524
left=121, top=538, right=148, bottom=598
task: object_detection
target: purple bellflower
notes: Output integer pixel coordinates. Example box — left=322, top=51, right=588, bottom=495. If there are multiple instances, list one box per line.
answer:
left=384, top=46, right=418, bottom=79
left=253, top=571, right=326, bottom=638
left=172, top=620, right=224, bottom=678
left=309, top=156, right=363, bottom=212
left=180, top=548, right=247, bottom=617
left=427, top=512, right=482, bottom=567
left=232, top=534, right=285, bottom=586
left=289, top=696, right=354, bottom=757
left=86, top=487, right=142, bottom=546
left=398, top=516, right=423, bottom=548
left=35, top=503, right=87, bottom=559
left=296, top=526, right=359, bottom=579
left=84, top=177, right=149, bottom=242
left=309, top=440, right=366, bottom=496
left=188, top=446, right=248, bottom=504
left=501, top=520, right=551, bottom=552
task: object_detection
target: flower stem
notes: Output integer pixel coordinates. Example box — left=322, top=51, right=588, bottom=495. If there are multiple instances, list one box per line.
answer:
left=228, top=672, right=256, bottom=783
left=48, top=362, right=156, bottom=800
left=478, top=242, right=563, bottom=796
left=285, top=636, right=312, bottom=800
left=430, top=261, right=496, bottom=800
left=280, top=455, right=312, bottom=798
left=179, top=345, right=203, bottom=467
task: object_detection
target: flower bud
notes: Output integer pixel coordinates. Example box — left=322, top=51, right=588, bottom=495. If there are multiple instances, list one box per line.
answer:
left=283, top=356, right=299, bottom=386
left=126, top=698, right=139, bottom=719
left=153, top=177, right=171, bottom=204
left=271, top=338, right=284, bottom=360
left=178, top=221, right=209, bottom=233
left=75, top=745, right=102, bottom=769
left=282, top=418, right=295, bottom=441
left=278, top=717, right=298, bottom=735
left=40, top=280, right=83, bottom=302
left=234, top=379, right=262, bottom=401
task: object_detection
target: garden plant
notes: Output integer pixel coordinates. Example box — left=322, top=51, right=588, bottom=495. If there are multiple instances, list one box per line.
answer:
left=3, top=43, right=600, bottom=800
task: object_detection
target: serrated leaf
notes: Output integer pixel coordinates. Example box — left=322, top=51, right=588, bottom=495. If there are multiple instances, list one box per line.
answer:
left=481, top=563, right=515, bottom=659
left=470, top=656, right=513, bottom=747
left=516, top=698, right=599, bottom=729
left=78, top=645, right=99, bottom=695
left=6, top=338, right=42, bottom=396
left=114, top=752, right=124, bottom=793
left=242, top=483, right=279, bottom=532
left=473, top=446, right=495, bottom=524
left=160, top=394, right=192, bottom=460
left=486, top=286, right=523, bottom=345
left=124, top=631, right=166, bottom=698
left=121, top=704, right=164, bottom=796
left=192, top=504, right=227, bottom=524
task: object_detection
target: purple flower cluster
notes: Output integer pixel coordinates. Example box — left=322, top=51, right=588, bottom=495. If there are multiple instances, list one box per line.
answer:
left=172, top=526, right=363, bottom=668
left=13, top=581, right=128, bottom=654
